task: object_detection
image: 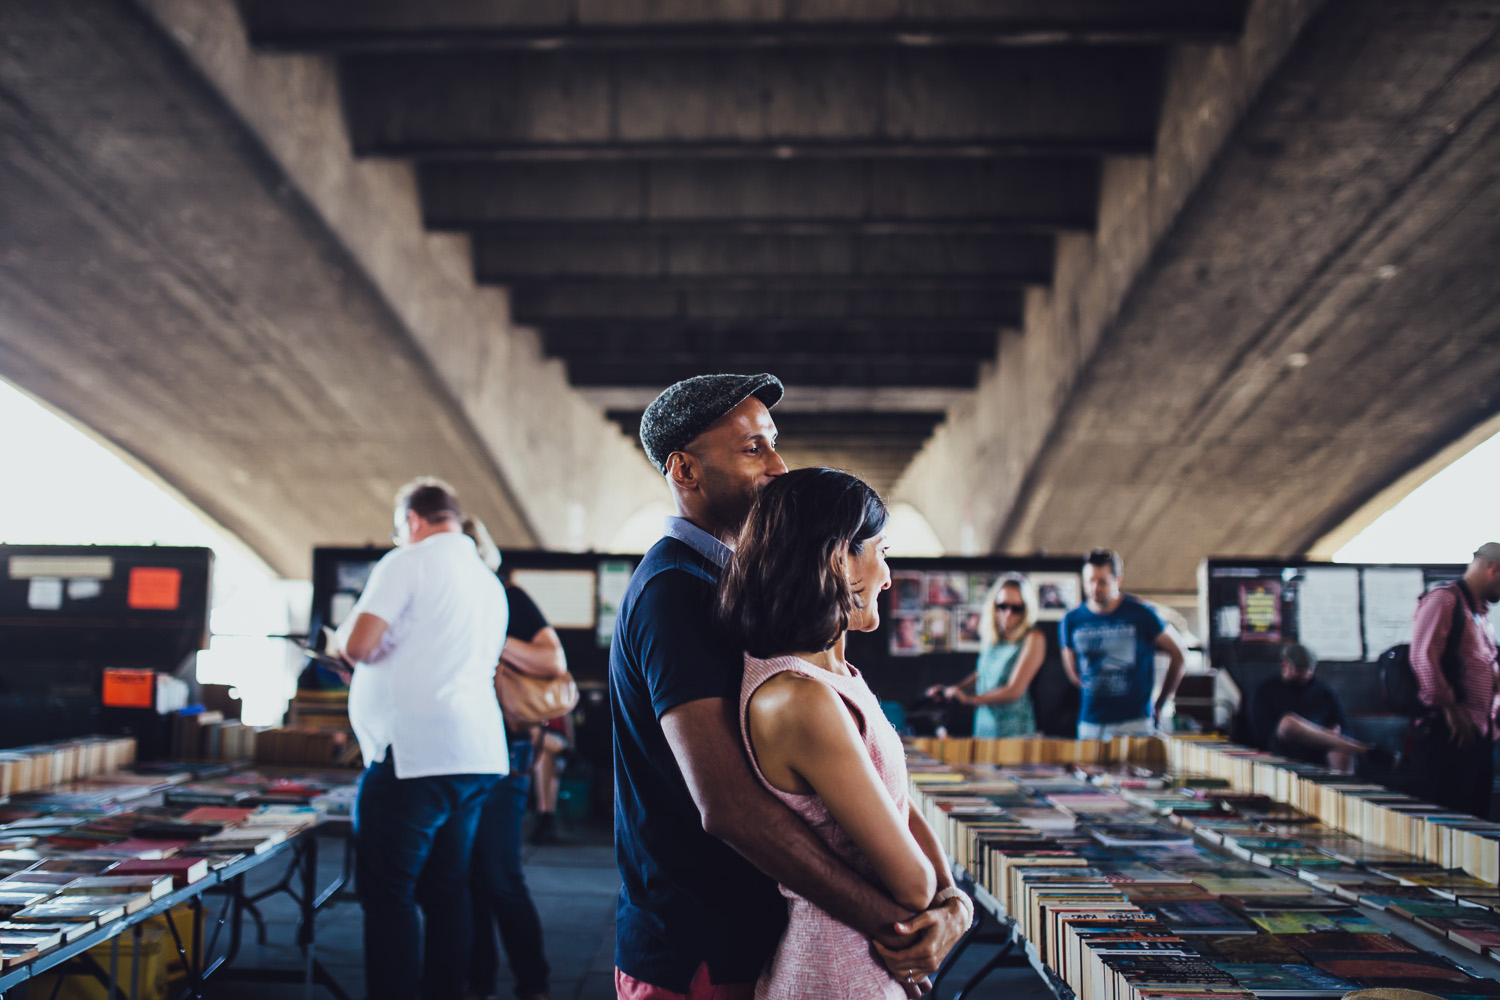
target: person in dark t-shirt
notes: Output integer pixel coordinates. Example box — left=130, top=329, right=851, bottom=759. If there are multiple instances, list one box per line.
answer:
left=611, top=374, right=969, bottom=1000
left=1249, top=644, right=1374, bottom=772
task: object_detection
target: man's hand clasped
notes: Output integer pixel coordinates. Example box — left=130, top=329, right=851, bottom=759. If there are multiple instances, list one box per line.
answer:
left=873, top=889, right=974, bottom=995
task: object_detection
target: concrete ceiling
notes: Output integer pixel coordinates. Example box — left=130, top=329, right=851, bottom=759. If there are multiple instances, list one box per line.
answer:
left=232, top=0, right=1255, bottom=500
left=0, top=0, right=1495, bottom=588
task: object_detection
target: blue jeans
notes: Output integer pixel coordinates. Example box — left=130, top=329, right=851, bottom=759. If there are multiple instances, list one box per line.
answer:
left=355, top=752, right=498, bottom=1000
left=470, top=738, right=550, bottom=997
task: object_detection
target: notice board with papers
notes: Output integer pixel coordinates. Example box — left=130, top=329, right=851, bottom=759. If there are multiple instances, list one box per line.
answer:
left=1198, top=557, right=1472, bottom=716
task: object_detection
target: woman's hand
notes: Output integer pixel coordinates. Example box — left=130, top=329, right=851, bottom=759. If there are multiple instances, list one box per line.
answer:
left=872, top=893, right=973, bottom=989
left=941, top=686, right=968, bottom=705
left=923, top=684, right=946, bottom=700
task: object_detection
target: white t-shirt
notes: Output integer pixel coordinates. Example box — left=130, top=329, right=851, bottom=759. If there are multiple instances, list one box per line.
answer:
left=346, top=531, right=509, bottom=778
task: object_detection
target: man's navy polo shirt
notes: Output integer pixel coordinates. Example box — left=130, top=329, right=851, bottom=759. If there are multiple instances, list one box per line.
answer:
left=610, top=522, right=786, bottom=990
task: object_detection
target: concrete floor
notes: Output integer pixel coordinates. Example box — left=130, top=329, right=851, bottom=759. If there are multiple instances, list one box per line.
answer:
left=199, top=823, right=1051, bottom=1000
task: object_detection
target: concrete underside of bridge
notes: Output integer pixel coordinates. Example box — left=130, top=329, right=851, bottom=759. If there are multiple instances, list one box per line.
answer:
left=0, top=0, right=1495, bottom=587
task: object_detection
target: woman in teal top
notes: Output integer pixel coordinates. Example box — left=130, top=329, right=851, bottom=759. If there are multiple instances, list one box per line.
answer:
left=928, top=574, right=1045, bottom=737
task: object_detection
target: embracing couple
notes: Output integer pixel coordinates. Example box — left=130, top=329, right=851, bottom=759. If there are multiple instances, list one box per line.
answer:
left=610, top=374, right=972, bottom=1000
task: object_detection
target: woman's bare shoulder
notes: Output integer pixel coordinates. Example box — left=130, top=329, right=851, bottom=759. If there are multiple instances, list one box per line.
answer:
left=748, top=670, right=848, bottom=741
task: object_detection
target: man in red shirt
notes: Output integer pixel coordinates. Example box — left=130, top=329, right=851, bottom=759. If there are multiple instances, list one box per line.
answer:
left=1409, top=542, right=1500, bottom=817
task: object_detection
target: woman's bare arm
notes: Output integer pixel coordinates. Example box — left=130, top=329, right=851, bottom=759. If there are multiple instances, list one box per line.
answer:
left=750, top=675, right=936, bottom=912
left=963, top=631, right=1046, bottom=706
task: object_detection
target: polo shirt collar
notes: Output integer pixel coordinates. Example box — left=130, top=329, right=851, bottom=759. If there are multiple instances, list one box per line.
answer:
left=663, top=516, right=731, bottom=569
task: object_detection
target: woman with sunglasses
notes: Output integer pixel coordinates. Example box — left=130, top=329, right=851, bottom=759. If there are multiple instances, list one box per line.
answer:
left=719, top=468, right=970, bottom=998
left=929, top=574, right=1044, bottom=737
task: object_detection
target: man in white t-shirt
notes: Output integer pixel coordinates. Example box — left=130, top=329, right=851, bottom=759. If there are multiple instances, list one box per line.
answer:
left=331, top=477, right=508, bottom=1000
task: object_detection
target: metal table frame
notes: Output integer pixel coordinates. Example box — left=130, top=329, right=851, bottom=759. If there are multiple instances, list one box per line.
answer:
left=0, top=820, right=355, bottom=1000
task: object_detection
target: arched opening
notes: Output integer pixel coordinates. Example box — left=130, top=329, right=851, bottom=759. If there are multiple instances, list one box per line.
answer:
left=1313, top=416, right=1500, bottom=564
left=0, top=377, right=306, bottom=724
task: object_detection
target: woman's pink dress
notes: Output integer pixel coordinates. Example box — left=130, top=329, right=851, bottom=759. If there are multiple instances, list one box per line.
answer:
left=739, top=653, right=912, bottom=999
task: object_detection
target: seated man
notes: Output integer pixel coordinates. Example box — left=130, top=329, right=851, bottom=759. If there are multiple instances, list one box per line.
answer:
left=1248, top=644, right=1377, bottom=772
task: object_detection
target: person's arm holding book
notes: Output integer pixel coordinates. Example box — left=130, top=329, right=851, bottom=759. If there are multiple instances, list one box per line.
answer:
left=951, top=631, right=1045, bottom=706
left=927, top=673, right=976, bottom=701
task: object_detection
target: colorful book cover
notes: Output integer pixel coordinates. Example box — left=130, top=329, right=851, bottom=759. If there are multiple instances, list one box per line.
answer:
left=1248, top=910, right=1381, bottom=934
left=1210, top=962, right=1357, bottom=996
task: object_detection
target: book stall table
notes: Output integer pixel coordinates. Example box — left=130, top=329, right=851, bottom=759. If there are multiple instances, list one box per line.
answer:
left=910, top=734, right=1500, bottom=1000
left=0, top=738, right=360, bottom=1000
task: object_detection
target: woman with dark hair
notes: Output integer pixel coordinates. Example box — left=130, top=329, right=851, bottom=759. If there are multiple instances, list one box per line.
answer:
left=718, top=468, right=970, bottom=998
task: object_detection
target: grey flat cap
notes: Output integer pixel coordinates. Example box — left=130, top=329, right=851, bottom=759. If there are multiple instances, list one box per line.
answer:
left=640, top=373, right=784, bottom=473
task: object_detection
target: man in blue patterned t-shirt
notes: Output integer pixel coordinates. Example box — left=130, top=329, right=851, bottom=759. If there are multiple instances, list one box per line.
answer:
left=1059, top=548, right=1185, bottom=739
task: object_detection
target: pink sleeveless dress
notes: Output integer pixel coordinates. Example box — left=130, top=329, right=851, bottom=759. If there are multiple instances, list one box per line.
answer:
left=739, top=654, right=911, bottom=999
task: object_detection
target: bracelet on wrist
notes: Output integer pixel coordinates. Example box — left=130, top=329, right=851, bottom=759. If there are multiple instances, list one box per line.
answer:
left=930, top=885, right=972, bottom=911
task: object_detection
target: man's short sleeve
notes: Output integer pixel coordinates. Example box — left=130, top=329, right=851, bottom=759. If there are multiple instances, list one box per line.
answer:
left=352, top=550, right=415, bottom=626
left=630, top=570, right=742, bottom=718
left=505, top=586, right=550, bottom=640
left=1136, top=600, right=1166, bottom=641
left=1058, top=610, right=1077, bottom=652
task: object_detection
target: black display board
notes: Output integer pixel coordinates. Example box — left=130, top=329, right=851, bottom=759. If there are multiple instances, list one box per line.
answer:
left=311, top=546, right=1090, bottom=736
left=1198, top=556, right=1468, bottom=718
left=0, top=544, right=213, bottom=751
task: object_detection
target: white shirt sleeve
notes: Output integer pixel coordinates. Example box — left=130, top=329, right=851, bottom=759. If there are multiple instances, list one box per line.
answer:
left=353, top=550, right=416, bottom=630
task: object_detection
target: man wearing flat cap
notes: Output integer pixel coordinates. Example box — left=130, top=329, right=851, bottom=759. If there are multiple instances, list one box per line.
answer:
left=609, top=374, right=967, bottom=999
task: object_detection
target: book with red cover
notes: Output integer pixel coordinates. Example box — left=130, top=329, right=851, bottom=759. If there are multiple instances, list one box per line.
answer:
left=177, top=808, right=254, bottom=826
left=108, top=857, right=209, bottom=888
left=85, top=839, right=193, bottom=859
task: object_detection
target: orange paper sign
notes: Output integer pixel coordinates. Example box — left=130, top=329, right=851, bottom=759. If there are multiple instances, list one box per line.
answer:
left=127, top=567, right=181, bottom=610
left=102, top=668, right=155, bottom=709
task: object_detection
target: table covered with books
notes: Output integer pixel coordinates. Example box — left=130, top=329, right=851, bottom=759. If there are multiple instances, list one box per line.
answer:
left=0, top=736, right=358, bottom=999
left=913, top=734, right=1500, bottom=1000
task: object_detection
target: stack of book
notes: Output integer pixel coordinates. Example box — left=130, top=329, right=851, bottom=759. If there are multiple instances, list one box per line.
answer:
left=907, top=742, right=1500, bottom=998
left=0, top=738, right=137, bottom=798
left=1166, top=734, right=1500, bottom=882
left=0, top=761, right=352, bottom=976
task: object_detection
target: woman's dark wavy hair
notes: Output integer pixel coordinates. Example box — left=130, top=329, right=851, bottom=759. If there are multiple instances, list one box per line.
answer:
left=718, top=467, right=889, bottom=658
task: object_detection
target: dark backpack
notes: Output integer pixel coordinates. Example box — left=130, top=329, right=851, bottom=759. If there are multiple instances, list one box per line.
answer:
left=1379, top=582, right=1470, bottom=715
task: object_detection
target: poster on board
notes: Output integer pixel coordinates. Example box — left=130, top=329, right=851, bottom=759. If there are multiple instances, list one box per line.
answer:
left=922, top=607, right=954, bottom=653
left=1238, top=581, right=1282, bottom=642
left=954, top=606, right=984, bottom=652
left=1030, top=571, right=1081, bottom=622
left=889, top=612, right=924, bottom=656
left=925, top=572, right=968, bottom=607
left=1298, top=566, right=1362, bottom=661
left=890, top=571, right=925, bottom=612
left=1362, top=567, right=1425, bottom=655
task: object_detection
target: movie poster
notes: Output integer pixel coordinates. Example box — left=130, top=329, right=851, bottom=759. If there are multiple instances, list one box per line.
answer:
left=924, top=572, right=968, bottom=607
left=922, top=607, right=953, bottom=654
left=1239, top=581, right=1282, bottom=642
left=890, top=571, right=925, bottom=613
left=954, top=606, right=983, bottom=652
left=1029, top=571, right=1081, bottom=622
left=889, top=612, right=924, bottom=656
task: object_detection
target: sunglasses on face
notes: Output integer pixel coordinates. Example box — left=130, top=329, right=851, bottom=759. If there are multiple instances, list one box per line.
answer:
left=995, top=602, right=1025, bottom=614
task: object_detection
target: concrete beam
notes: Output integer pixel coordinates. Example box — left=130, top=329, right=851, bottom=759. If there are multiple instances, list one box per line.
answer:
left=475, top=233, right=1054, bottom=283
left=580, top=385, right=972, bottom=414
left=422, top=160, right=1098, bottom=230
left=510, top=286, right=1022, bottom=325
left=343, top=48, right=1163, bottom=157
left=898, top=0, right=1500, bottom=591
left=49, top=0, right=662, bottom=566
left=243, top=0, right=1248, bottom=50
left=545, top=329, right=996, bottom=360
left=567, top=357, right=983, bottom=389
